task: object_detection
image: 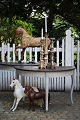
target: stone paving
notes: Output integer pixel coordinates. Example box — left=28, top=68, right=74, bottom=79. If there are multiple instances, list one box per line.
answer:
left=0, top=91, right=80, bottom=120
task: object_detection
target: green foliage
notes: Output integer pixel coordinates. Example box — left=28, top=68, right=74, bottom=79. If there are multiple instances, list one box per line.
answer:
left=53, top=15, right=73, bottom=40
left=0, top=0, right=80, bottom=40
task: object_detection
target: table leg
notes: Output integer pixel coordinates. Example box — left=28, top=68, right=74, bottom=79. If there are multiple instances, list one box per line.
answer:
left=45, top=76, right=49, bottom=111
left=70, top=72, right=74, bottom=104
left=15, top=70, right=19, bottom=79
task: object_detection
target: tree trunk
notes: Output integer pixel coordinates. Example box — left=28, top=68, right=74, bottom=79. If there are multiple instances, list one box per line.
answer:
left=48, top=0, right=54, bottom=38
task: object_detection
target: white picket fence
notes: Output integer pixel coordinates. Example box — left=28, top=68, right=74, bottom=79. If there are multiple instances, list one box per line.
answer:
left=0, top=29, right=80, bottom=91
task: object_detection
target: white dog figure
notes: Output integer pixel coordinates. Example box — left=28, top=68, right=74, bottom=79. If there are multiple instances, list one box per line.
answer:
left=10, top=79, right=39, bottom=111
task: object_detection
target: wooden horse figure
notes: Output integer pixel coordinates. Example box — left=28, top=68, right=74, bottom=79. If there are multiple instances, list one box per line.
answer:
left=24, top=86, right=50, bottom=111
left=15, top=27, right=51, bottom=63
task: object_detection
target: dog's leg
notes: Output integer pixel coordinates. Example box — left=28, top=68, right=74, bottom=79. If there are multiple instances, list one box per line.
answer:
left=10, top=98, right=17, bottom=110
left=12, top=98, right=21, bottom=111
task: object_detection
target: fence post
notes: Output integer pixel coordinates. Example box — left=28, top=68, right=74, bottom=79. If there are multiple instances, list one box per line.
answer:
left=76, top=40, right=80, bottom=90
left=65, top=29, right=73, bottom=91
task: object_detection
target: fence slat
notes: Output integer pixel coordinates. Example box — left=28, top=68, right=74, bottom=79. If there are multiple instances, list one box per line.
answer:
left=2, top=43, right=5, bottom=62
left=13, top=44, right=15, bottom=62
left=7, top=43, right=10, bottom=62
left=56, top=41, right=59, bottom=66
left=35, top=47, right=38, bottom=63
left=29, top=47, right=32, bottom=62
left=62, top=38, right=65, bottom=66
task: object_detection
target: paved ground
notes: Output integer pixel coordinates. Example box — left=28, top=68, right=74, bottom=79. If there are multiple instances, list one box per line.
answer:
left=0, top=91, right=80, bottom=120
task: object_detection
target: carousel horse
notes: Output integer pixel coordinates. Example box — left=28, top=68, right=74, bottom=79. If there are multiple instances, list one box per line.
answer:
left=15, top=27, right=51, bottom=63
left=24, top=86, right=50, bottom=111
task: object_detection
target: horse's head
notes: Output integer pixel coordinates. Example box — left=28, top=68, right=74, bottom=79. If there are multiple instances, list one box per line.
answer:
left=24, top=86, right=39, bottom=94
left=15, top=27, right=23, bottom=37
left=10, top=79, right=21, bottom=88
left=24, top=86, right=34, bottom=94
left=15, top=27, right=29, bottom=38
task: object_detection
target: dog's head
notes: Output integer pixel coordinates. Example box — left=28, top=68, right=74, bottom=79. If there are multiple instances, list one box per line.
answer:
left=10, top=79, right=21, bottom=88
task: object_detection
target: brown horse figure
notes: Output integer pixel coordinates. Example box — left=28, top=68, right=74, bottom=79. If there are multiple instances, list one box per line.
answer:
left=24, top=86, right=50, bottom=111
left=15, top=27, right=51, bottom=63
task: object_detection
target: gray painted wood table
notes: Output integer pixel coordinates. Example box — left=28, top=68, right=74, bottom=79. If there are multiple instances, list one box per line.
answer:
left=14, top=66, right=75, bottom=111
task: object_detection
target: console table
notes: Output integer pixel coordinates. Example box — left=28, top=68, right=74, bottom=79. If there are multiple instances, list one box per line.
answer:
left=14, top=66, right=75, bottom=111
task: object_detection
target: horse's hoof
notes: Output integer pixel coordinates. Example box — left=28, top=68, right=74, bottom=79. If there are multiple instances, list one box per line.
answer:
left=12, top=109, right=15, bottom=112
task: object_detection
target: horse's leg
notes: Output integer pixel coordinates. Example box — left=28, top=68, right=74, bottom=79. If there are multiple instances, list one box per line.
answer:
left=15, top=45, right=26, bottom=63
left=15, top=46, right=23, bottom=54
left=22, top=97, right=25, bottom=102
left=18, top=48, right=26, bottom=63
left=32, top=100, right=35, bottom=111
left=15, top=46, right=23, bottom=60
left=10, top=98, right=17, bottom=110
left=15, top=46, right=23, bottom=50
left=43, top=95, right=46, bottom=109
left=12, top=98, right=21, bottom=111
left=28, top=100, right=32, bottom=110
